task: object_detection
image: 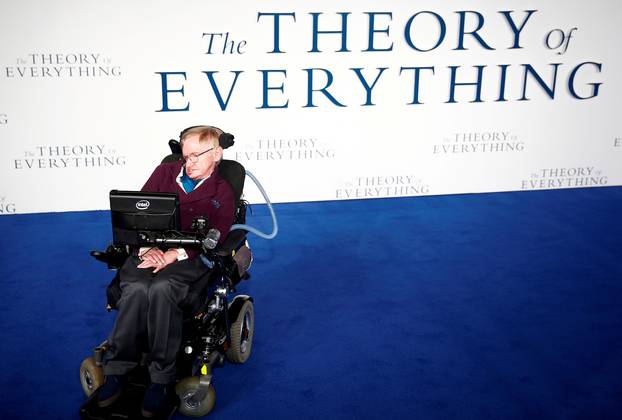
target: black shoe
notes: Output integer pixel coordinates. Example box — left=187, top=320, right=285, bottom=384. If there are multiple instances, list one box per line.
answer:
left=141, top=382, right=171, bottom=418
left=96, top=375, right=125, bottom=408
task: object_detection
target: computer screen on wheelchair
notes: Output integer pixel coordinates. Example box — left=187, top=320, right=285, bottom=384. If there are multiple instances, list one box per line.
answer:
left=110, top=190, right=181, bottom=247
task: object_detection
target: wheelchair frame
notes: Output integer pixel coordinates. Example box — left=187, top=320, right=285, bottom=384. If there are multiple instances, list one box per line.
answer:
left=81, top=140, right=256, bottom=419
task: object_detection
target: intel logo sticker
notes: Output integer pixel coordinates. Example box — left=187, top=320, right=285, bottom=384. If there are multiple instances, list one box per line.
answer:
left=136, top=200, right=150, bottom=210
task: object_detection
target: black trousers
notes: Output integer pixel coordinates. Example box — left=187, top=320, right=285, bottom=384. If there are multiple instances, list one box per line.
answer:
left=102, top=255, right=211, bottom=384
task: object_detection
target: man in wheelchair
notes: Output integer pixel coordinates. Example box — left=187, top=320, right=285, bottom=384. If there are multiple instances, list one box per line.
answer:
left=85, top=125, right=252, bottom=418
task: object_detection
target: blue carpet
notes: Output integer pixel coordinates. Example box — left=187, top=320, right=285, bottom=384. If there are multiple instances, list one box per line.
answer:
left=0, top=187, right=621, bottom=419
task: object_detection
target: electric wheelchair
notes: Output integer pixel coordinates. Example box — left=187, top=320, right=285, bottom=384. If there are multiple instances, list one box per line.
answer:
left=79, top=132, right=272, bottom=419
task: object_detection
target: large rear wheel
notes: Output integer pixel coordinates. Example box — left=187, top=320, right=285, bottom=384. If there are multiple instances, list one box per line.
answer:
left=226, top=300, right=254, bottom=363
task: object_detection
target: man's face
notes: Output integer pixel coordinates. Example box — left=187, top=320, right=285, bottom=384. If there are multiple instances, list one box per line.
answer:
left=182, top=134, right=221, bottom=180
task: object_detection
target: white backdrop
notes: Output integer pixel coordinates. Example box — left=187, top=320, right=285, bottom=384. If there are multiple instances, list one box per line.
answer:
left=1, top=0, right=620, bottom=214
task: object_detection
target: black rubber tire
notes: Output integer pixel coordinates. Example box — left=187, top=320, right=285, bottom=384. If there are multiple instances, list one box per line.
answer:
left=175, top=376, right=216, bottom=417
left=80, top=357, right=104, bottom=397
left=226, top=300, right=254, bottom=363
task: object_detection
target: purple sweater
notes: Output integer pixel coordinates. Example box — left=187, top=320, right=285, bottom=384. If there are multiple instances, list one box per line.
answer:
left=141, top=161, right=235, bottom=258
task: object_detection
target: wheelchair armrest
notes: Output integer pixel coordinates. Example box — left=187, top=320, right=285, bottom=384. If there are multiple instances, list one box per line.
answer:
left=214, top=229, right=247, bottom=257
left=90, top=245, right=129, bottom=270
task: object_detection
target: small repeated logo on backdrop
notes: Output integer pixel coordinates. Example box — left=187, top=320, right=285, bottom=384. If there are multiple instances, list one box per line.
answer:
left=432, top=130, right=524, bottom=155
left=614, top=137, right=621, bottom=148
left=233, top=137, right=335, bottom=162
left=521, top=167, right=608, bottom=190
left=0, top=196, right=16, bottom=214
left=336, top=174, right=430, bottom=199
left=0, top=113, right=7, bottom=125
left=13, top=144, right=126, bottom=170
left=3, top=53, right=121, bottom=79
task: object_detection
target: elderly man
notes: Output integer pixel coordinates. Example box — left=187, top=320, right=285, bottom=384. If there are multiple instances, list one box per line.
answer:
left=97, top=126, right=235, bottom=417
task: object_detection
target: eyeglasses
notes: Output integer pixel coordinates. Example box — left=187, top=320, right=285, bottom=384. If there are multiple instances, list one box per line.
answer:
left=182, top=147, right=214, bottom=164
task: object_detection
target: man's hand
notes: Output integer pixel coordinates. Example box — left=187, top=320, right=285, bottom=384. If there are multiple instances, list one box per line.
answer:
left=137, top=248, right=179, bottom=273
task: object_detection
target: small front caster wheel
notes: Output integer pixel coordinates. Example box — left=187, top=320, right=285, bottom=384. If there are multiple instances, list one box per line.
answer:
left=176, top=376, right=216, bottom=417
left=80, top=357, right=104, bottom=397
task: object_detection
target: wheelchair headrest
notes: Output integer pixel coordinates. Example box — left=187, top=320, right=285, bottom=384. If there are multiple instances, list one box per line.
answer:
left=168, top=129, right=235, bottom=155
left=168, top=139, right=182, bottom=155
left=168, top=133, right=235, bottom=155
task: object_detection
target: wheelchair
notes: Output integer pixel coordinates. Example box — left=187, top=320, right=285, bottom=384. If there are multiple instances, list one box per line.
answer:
left=79, top=133, right=271, bottom=419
